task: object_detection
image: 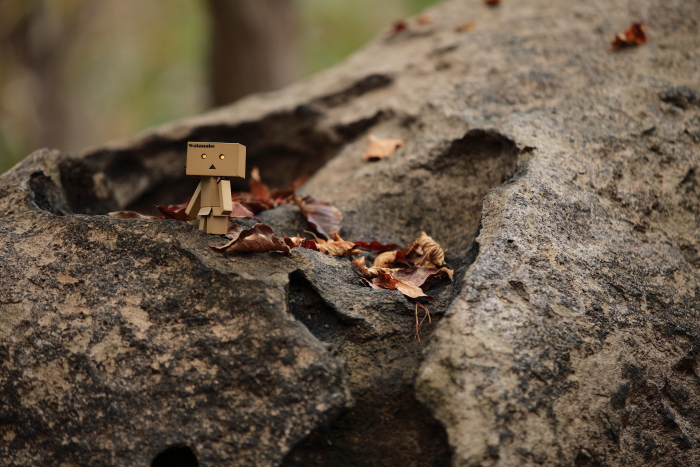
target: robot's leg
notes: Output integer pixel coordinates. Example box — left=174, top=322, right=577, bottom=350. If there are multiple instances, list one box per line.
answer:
left=206, top=214, right=228, bottom=235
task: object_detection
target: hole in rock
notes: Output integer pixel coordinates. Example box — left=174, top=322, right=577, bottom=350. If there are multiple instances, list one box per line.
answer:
left=151, top=444, right=199, bottom=467
left=67, top=107, right=384, bottom=216
left=284, top=271, right=453, bottom=466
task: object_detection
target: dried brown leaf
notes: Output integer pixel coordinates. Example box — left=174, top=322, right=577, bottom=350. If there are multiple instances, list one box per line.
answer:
left=315, top=233, right=361, bottom=256
left=416, top=14, right=432, bottom=25
left=107, top=211, right=157, bottom=219
left=284, top=236, right=320, bottom=251
left=373, top=250, right=411, bottom=268
left=371, top=273, right=431, bottom=302
left=611, top=22, right=647, bottom=51
left=363, top=133, right=404, bottom=162
left=404, top=231, right=446, bottom=268
left=353, top=240, right=399, bottom=253
left=392, top=266, right=454, bottom=289
left=293, top=195, right=343, bottom=240
left=228, top=201, right=257, bottom=219
left=212, top=223, right=290, bottom=254
left=390, top=20, right=408, bottom=36
left=249, top=166, right=272, bottom=201
left=455, top=22, right=476, bottom=33
left=352, top=256, right=402, bottom=278
left=156, top=201, right=192, bottom=221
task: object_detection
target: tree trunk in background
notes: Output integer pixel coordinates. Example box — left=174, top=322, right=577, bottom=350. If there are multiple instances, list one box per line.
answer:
left=205, top=0, right=299, bottom=107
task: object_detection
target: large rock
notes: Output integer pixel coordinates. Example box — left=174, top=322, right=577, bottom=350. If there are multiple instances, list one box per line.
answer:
left=1, top=0, right=699, bottom=465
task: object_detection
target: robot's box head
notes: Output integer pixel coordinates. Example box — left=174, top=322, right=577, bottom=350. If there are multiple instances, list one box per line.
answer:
left=186, top=142, right=246, bottom=178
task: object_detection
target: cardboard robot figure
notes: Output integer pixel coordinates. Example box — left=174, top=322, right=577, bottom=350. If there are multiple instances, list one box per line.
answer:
left=184, top=142, right=246, bottom=235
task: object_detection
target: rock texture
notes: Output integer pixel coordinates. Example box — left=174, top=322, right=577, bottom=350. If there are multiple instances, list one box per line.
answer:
left=1, top=0, right=700, bottom=465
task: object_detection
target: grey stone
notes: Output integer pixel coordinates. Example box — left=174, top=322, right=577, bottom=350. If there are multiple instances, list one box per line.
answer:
left=2, top=0, right=700, bottom=465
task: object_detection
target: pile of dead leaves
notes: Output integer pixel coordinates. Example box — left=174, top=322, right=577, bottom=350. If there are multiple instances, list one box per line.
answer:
left=352, top=232, right=454, bottom=341
left=352, top=231, right=453, bottom=302
left=108, top=162, right=451, bottom=340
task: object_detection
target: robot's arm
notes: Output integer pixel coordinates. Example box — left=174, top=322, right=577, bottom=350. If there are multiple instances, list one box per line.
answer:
left=218, top=179, right=233, bottom=215
left=185, top=181, right=202, bottom=218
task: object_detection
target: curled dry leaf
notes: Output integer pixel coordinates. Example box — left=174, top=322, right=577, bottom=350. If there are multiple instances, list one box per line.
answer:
left=611, top=22, right=647, bottom=51
left=212, top=223, right=290, bottom=254
left=293, top=195, right=343, bottom=240
left=228, top=201, right=257, bottom=219
left=455, top=22, right=476, bottom=33
left=234, top=193, right=275, bottom=213
left=284, top=236, right=319, bottom=251
left=107, top=211, right=157, bottom=219
left=404, top=231, right=446, bottom=268
left=373, top=250, right=411, bottom=268
left=371, top=273, right=431, bottom=302
left=157, top=202, right=192, bottom=221
left=352, top=256, right=402, bottom=278
left=224, top=221, right=244, bottom=240
left=363, top=133, right=404, bottom=162
left=249, top=167, right=272, bottom=202
left=353, top=240, right=399, bottom=253
left=416, top=14, right=432, bottom=25
left=286, top=233, right=359, bottom=256
left=315, top=233, right=361, bottom=256
left=392, top=266, right=454, bottom=289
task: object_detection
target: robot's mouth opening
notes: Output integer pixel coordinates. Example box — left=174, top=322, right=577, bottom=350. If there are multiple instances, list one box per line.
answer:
left=209, top=165, right=216, bottom=169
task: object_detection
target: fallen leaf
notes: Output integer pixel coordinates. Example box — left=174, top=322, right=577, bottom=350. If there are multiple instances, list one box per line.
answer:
left=316, top=233, right=361, bottom=256
left=234, top=192, right=276, bottom=213
left=270, top=174, right=311, bottom=200
left=390, top=20, right=408, bottom=36
left=286, top=233, right=359, bottom=256
left=611, top=22, right=647, bottom=51
left=371, top=272, right=431, bottom=302
left=107, top=211, right=157, bottom=219
left=416, top=14, right=432, bottom=25
left=212, top=223, right=290, bottom=254
left=353, top=240, right=399, bottom=253
left=224, top=221, right=244, bottom=240
left=455, top=22, right=476, bottom=33
left=484, top=0, right=500, bottom=5
left=352, top=256, right=402, bottom=278
left=157, top=202, right=192, bottom=221
left=249, top=166, right=272, bottom=202
left=373, top=250, right=411, bottom=268
left=293, top=195, right=343, bottom=240
left=228, top=201, right=258, bottom=219
left=284, top=236, right=319, bottom=251
left=404, top=231, right=446, bottom=268
left=392, top=266, right=454, bottom=289
left=363, top=134, right=404, bottom=162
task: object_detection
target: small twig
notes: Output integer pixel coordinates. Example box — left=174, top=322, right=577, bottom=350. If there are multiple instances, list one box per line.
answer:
left=418, top=302, right=432, bottom=326
left=414, top=303, right=431, bottom=342
left=303, top=230, right=321, bottom=242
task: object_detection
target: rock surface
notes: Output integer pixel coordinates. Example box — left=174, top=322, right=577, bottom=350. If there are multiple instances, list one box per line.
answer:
left=1, top=0, right=700, bottom=465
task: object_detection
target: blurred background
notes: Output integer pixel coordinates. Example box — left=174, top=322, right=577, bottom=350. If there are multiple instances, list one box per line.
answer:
left=0, top=0, right=439, bottom=173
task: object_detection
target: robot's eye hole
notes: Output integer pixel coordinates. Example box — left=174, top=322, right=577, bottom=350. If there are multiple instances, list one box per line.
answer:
left=219, top=154, right=225, bottom=160
left=201, top=154, right=207, bottom=159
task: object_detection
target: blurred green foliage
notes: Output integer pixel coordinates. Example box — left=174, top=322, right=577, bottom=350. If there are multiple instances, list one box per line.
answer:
left=0, top=0, right=440, bottom=174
